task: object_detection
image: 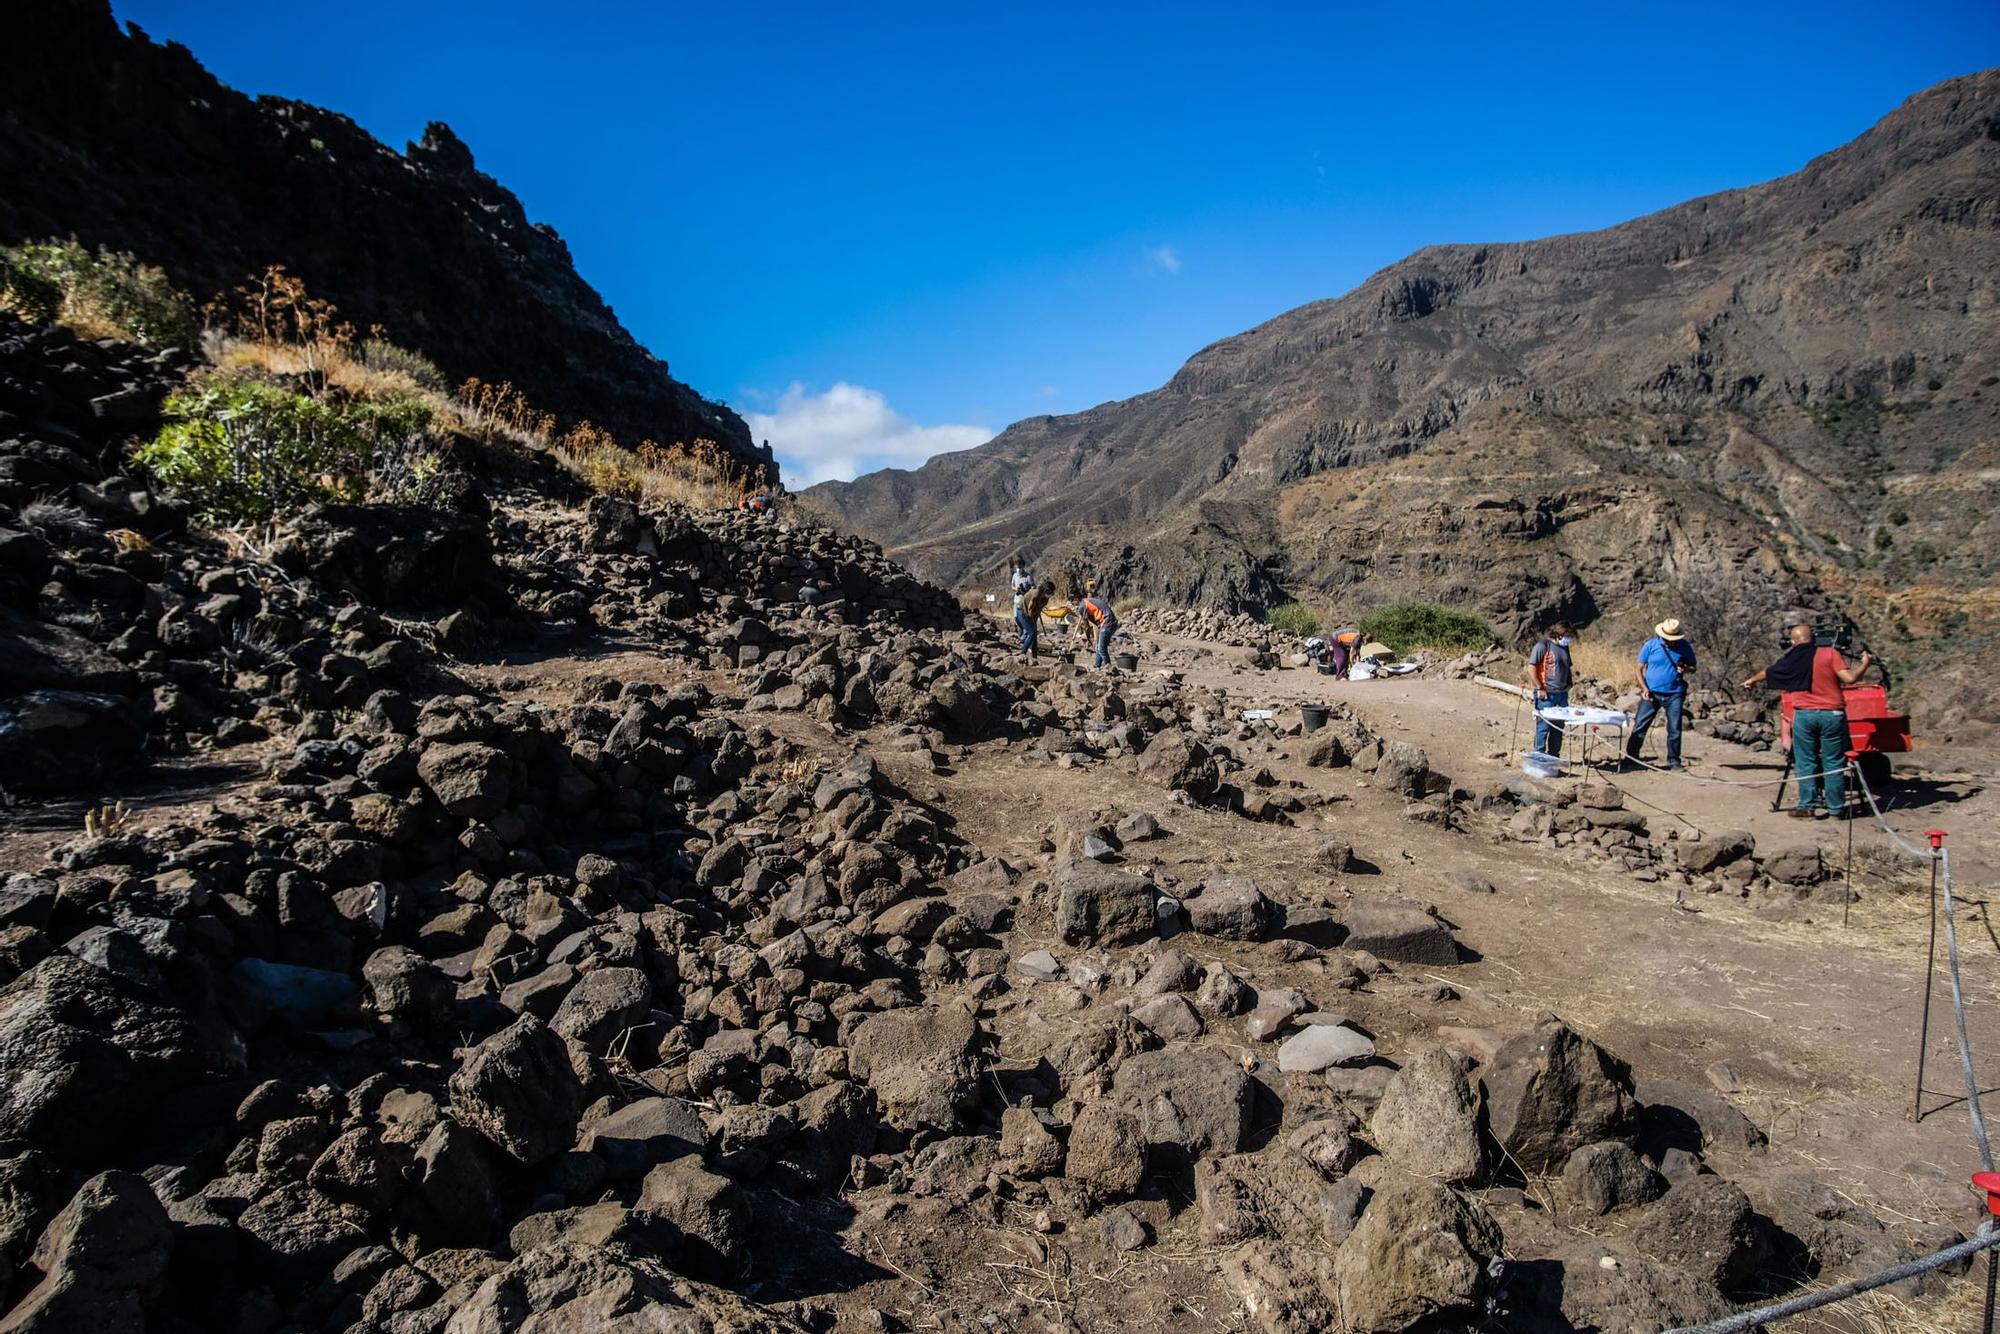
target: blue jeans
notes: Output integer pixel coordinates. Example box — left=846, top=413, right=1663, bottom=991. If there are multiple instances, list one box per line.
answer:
left=1794, top=709, right=1851, bottom=812
left=1533, top=689, right=1567, bottom=755
left=1092, top=618, right=1118, bottom=668
left=1015, top=607, right=1037, bottom=653
left=1626, top=691, right=1685, bottom=767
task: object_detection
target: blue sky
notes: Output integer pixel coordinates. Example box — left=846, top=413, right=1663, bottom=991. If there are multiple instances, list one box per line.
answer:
left=116, top=2, right=2000, bottom=483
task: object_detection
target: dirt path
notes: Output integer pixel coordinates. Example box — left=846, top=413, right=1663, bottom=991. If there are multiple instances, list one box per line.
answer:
left=1109, top=629, right=2000, bottom=1226
left=0, top=751, right=273, bottom=869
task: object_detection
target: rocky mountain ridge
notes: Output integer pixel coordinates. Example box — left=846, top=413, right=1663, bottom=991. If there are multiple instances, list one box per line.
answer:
left=0, top=0, right=765, bottom=474
left=809, top=70, right=2000, bottom=741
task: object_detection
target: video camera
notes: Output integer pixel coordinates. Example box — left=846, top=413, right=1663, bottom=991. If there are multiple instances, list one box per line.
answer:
left=1778, top=620, right=1854, bottom=652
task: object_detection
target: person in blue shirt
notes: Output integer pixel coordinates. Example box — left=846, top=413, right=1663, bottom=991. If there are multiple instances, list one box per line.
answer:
left=1623, top=619, right=1696, bottom=770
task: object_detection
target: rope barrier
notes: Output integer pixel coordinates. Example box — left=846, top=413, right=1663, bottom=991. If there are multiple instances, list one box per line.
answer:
left=1852, top=758, right=1933, bottom=860
left=1618, top=748, right=1852, bottom=787
left=1661, top=1222, right=2000, bottom=1333
left=1940, top=844, right=1996, bottom=1173
left=1572, top=760, right=1706, bottom=836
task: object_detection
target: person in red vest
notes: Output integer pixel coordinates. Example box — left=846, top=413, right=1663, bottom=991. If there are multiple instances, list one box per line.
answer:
left=1743, top=620, right=1874, bottom=819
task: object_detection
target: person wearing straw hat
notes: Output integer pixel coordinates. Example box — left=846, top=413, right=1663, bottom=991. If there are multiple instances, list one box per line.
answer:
left=1623, top=618, right=1697, bottom=771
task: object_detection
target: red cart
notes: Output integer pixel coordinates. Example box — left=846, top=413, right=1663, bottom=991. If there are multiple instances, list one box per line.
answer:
left=1772, top=680, right=1911, bottom=809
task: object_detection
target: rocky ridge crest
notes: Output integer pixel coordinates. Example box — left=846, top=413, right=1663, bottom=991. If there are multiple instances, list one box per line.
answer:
left=0, top=0, right=765, bottom=475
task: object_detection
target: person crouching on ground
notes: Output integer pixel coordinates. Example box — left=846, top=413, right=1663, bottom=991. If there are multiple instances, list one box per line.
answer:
left=1076, top=592, right=1118, bottom=668
left=1524, top=621, right=1574, bottom=756
left=1742, top=620, right=1874, bottom=820
left=1623, top=618, right=1696, bottom=771
left=1020, top=579, right=1053, bottom=660
left=1329, top=627, right=1359, bottom=680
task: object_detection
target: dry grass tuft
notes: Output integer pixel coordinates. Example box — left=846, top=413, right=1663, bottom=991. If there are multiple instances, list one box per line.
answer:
left=777, top=755, right=820, bottom=786
left=782, top=488, right=862, bottom=535
left=1568, top=639, right=1640, bottom=689
left=554, top=426, right=754, bottom=510
left=217, top=335, right=433, bottom=405
left=452, top=376, right=557, bottom=444
left=84, top=802, right=135, bottom=838
left=1773, top=1268, right=1985, bottom=1333
left=168, top=265, right=766, bottom=518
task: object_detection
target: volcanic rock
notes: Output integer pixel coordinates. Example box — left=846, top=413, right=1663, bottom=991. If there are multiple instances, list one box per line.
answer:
left=448, top=1014, right=586, bottom=1165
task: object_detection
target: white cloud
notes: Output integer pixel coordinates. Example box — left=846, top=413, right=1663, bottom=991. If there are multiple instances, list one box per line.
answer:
left=745, top=381, right=992, bottom=486
left=1149, top=244, right=1182, bottom=274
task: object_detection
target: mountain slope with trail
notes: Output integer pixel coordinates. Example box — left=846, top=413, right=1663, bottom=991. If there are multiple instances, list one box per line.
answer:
left=809, top=70, right=2000, bottom=738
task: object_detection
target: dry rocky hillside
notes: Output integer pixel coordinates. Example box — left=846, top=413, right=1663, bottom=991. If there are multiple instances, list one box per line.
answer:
left=0, top=312, right=1994, bottom=1332
left=0, top=0, right=762, bottom=472
left=808, top=71, right=2000, bottom=744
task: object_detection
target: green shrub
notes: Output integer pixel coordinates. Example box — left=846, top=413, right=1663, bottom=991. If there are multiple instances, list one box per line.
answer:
left=136, top=379, right=373, bottom=522
left=346, top=390, right=435, bottom=444
left=1267, top=602, right=1321, bottom=637
left=0, top=239, right=194, bottom=346
left=358, top=337, right=447, bottom=392
left=1358, top=601, right=1496, bottom=655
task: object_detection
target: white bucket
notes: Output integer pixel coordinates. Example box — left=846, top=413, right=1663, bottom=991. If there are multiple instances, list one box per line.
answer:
left=1521, top=751, right=1562, bottom=779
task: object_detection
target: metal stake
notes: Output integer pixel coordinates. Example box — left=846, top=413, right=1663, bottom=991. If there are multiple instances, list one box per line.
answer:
left=1985, top=1246, right=1996, bottom=1334
left=1843, top=761, right=1856, bottom=929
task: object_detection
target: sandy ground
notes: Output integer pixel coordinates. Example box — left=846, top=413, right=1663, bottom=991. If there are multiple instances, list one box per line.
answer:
left=1122, top=630, right=2000, bottom=1224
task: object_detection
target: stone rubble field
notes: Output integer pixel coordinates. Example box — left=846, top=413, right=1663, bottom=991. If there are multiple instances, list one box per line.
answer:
left=0, top=315, right=1985, bottom=1331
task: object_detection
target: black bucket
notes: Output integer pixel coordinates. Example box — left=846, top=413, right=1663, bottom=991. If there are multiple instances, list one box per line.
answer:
left=1301, top=704, right=1330, bottom=732
left=1114, top=653, right=1138, bottom=671
left=1316, top=660, right=1336, bottom=675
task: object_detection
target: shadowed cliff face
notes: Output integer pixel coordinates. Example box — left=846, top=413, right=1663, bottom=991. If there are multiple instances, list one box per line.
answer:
left=0, top=0, right=765, bottom=476
left=808, top=70, right=2000, bottom=741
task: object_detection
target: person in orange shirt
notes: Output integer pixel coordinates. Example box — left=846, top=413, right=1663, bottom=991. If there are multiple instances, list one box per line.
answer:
left=1743, top=620, right=1874, bottom=819
left=1328, top=626, right=1362, bottom=680
left=1075, top=594, right=1119, bottom=669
